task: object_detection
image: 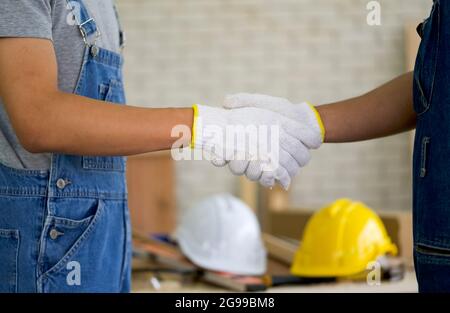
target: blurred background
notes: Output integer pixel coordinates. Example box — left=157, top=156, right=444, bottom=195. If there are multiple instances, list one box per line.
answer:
left=119, top=0, right=431, bottom=291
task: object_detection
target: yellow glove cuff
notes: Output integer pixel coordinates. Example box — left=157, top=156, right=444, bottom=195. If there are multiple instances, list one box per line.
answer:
left=190, top=104, right=199, bottom=149
left=306, top=102, right=325, bottom=142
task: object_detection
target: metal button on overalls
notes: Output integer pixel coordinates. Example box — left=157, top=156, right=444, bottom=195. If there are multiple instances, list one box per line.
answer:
left=49, top=229, right=60, bottom=240
left=56, top=178, right=66, bottom=189
left=91, top=45, right=99, bottom=57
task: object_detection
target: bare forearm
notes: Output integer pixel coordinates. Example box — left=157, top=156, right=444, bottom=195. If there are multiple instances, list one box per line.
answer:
left=22, top=91, right=193, bottom=155
left=0, top=38, right=193, bottom=156
left=317, top=72, right=416, bottom=143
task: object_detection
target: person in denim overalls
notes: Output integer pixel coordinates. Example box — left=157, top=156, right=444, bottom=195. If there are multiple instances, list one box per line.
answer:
left=0, top=0, right=320, bottom=293
left=0, top=1, right=131, bottom=292
left=216, top=1, right=450, bottom=292
left=412, top=0, right=450, bottom=292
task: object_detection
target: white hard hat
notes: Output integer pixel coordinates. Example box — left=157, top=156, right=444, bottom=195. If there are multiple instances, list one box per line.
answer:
left=175, top=193, right=267, bottom=275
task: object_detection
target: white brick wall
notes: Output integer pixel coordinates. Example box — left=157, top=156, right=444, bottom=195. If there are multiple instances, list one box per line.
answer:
left=116, top=0, right=431, bottom=212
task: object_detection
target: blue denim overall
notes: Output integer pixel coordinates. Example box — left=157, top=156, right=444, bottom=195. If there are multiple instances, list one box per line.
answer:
left=413, top=0, right=450, bottom=293
left=0, top=0, right=131, bottom=292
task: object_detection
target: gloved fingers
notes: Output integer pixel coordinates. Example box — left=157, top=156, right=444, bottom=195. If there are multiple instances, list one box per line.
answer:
left=222, top=95, right=323, bottom=149
left=279, top=150, right=300, bottom=178
left=202, top=144, right=227, bottom=167
left=223, top=93, right=292, bottom=111
left=258, top=161, right=292, bottom=190
left=274, top=166, right=291, bottom=190
left=280, top=130, right=311, bottom=167
left=211, top=157, right=228, bottom=167
left=228, top=160, right=249, bottom=175
left=201, top=143, right=230, bottom=167
left=278, top=115, right=321, bottom=149
left=245, top=160, right=265, bottom=181
left=259, top=171, right=275, bottom=188
left=206, top=140, right=240, bottom=163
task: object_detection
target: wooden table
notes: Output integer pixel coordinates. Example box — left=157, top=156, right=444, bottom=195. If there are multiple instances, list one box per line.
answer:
left=132, top=270, right=418, bottom=293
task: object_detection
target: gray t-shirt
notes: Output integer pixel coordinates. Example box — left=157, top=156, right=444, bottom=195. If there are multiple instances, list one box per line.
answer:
left=0, top=0, right=121, bottom=170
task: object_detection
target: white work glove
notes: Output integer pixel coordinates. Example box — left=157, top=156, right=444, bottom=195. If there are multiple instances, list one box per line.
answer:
left=224, top=93, right=325, bottom=148
left=222, top=93, right=325, bottom=187
left=191, top=104, right=312, bottom=189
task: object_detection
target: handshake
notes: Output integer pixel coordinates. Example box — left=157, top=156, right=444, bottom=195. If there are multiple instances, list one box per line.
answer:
left=191, top=93, right=325, bottom=190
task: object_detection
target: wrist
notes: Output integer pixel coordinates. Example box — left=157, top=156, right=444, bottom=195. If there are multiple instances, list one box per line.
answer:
left=315, top=105, right=329, bottom=143
left=306, top=102, right=326, bottom=144
left=191, top=104, right=228, bottom=149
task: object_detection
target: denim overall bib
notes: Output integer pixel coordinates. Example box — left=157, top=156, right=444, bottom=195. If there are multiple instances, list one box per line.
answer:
left=413, top=0, right=450, bottom=292
left=0, top=0, right=131, bottom=292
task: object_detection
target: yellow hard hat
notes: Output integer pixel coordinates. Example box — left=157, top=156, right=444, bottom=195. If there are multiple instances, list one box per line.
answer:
left=290, top=199, right=397, bottom=277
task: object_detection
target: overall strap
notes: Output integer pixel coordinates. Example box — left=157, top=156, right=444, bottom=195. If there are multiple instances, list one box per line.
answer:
left=65, top=0, right=101, bottom=46
left=113, top=4, right=126, bottom=49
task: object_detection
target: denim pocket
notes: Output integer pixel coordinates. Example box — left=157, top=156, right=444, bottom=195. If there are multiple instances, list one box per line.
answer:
left=0, top=229, right=19, bottom=293
left=99, top=79, right=125, bottom=104
left=40, top=200, right=105, bottom=278
left=41, top=215, right=94, bottom=274
left=39, top=199, right=128, bottom=292
left=413, top=1, right=440, bottom=115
